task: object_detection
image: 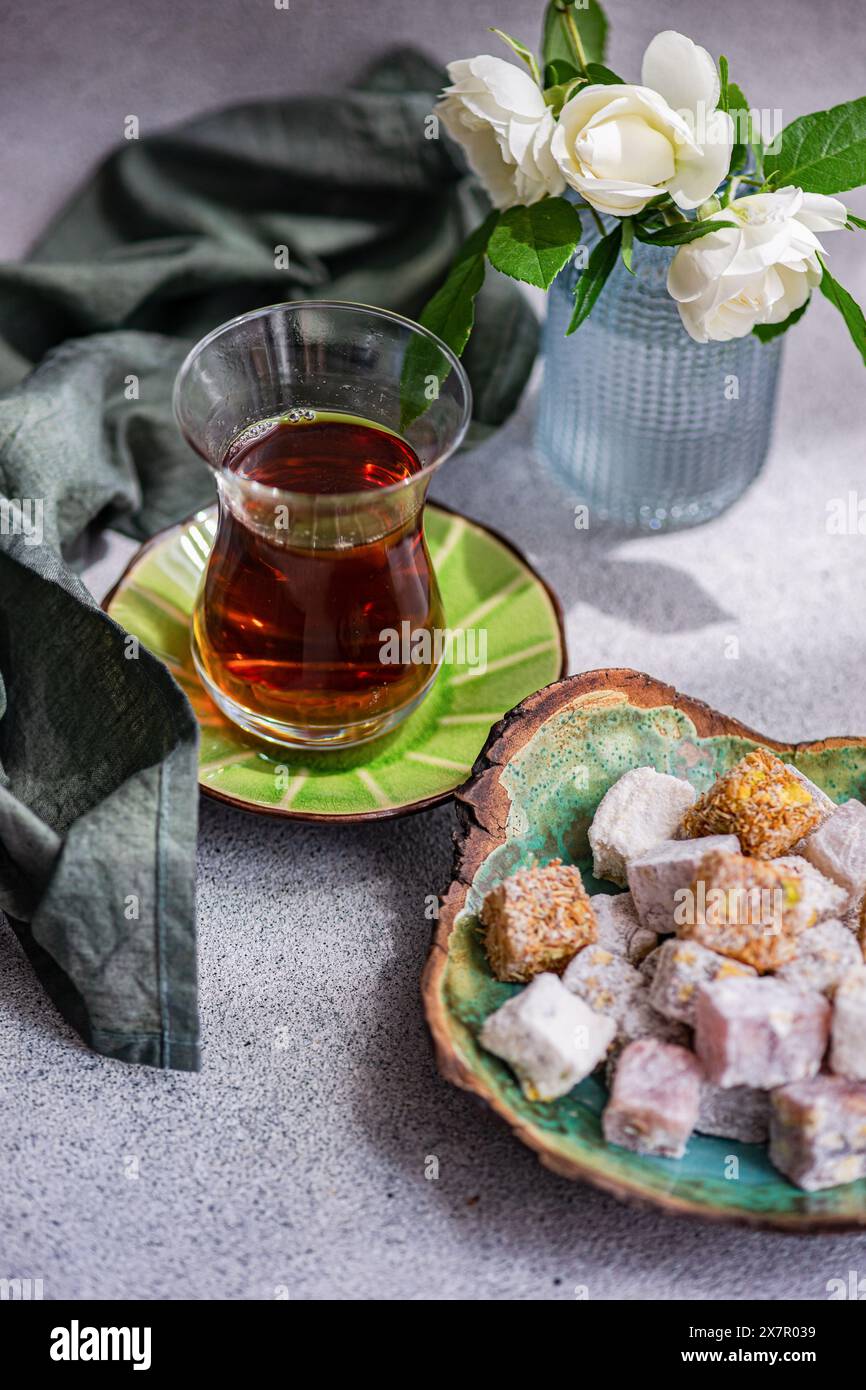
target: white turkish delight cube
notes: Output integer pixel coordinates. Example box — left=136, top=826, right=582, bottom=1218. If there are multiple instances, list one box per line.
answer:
left=479, top=972, right=615, bottom=1102
left=628, top=835, right=739, bottom=935
left=587, top=767, right=697, bottom=888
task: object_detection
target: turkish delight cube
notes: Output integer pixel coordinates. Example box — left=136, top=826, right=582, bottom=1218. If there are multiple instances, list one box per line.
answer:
left=602, top=1039, right=702, bottom=1158
left=639, top=945, right=664, bottom=988
left=479, top=972, right=615, bottom=1102
left=679, top=748, right=823, bottom=858
left=650, top=938, right=756, bottom=1026
left=801, top=799, right=866, bottom=901
left=617, top=987, right=691, bottom=1048
left=777, top=919, right=862, bottom=997
left=785, top=764, right=836, bottom=822
left=591, top=891, right=658, bottom=964
left=628, top=835, right=739, bottom=935
left=481, top=859, right=596, bottom=983
left=772, top=855, right=850, bottom=925
left=696, top=1084, right=771, bottom=1144
left=830, top=965, right=866, bottom=1080
left=695, top=977, right=831, bottom=1089
left=562, top=944, right=642, bottom=1022
left=588, top=767, right=697, bottom=888
left=770, top=1077, right=866, bottom=1191
left=679, top=848, right=808, bottom=971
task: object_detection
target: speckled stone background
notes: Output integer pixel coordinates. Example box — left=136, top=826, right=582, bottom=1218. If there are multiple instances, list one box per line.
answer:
left=2, top=0, right=866, bottom=1300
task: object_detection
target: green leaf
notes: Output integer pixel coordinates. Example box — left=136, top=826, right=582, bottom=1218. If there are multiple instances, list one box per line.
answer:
left=718, top=56, right=729, bottom=114
left=487, top=197, right=583, bottom=289
left=633, top=218, right=737, bottom=247
left=544, top=58, right=579, bottom=87
left=490, top=28, right=542, bottom=88
left=566, top=224, right=621, bottom=334
left=764, top=97, right=866, bottom=195
left=400, top=212, right=497, bottom=428
left=621, top=217, right=635, bottom=275
left=753, top=298, right=810, bottom=341
left=818, top=257, right=866, bottom=367
left=541, top=0, right=608, bottom=70
left=544, top=76, right=584, bottom=116
left=846, top=210, right=866, bottom=230
left=585, top=62, right=624, bottom=85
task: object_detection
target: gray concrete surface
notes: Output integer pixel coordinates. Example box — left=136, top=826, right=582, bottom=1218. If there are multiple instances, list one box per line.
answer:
left=3, top=0, right=866, bottom=1301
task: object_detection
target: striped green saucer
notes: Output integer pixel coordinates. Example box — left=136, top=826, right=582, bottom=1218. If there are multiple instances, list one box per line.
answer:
left=105, top=505, right=565, bottom=821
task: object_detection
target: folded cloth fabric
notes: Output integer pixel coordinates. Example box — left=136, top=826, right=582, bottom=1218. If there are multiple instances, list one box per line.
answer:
left=0, top=50, right=538, bottom=1069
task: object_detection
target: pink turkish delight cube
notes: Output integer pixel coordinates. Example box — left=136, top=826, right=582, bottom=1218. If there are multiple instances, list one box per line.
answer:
left=628, top=835, right=739, bottom=935
left=770, top=1077, right=866, bottom=1191
left=602, top=1038, right=702, bottom=1158
left=830, top=965, right=866, bottom=1080
left=801, top=799, right=866, bottom=899
left=695, top=977, right=831, bottom=1089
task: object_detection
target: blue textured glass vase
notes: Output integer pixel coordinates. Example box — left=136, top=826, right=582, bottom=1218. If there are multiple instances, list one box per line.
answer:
left=535, top=221, right=783, bottom=530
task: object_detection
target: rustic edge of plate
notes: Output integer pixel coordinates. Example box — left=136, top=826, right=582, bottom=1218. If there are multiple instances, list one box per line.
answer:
left=421, top=667, right=866, bottom=1233
left=101, top=502, right=568, bottom=824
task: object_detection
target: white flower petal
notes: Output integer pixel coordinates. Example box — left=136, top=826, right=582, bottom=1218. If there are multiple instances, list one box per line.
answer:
left=641, top=30, right=720, bottom=117
left=667, top=110, right=733, bottom=209
left=796, top=191, right=849, bottom=233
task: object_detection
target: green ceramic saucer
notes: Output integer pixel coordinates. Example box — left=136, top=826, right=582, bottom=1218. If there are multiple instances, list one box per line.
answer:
left=104, top=505, right=565, bottom=821
left=423, top=669, right=866, bottom=1231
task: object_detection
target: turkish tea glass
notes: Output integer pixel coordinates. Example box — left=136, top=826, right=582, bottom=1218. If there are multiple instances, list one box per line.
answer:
left=174, top=301, right=472, bottom=749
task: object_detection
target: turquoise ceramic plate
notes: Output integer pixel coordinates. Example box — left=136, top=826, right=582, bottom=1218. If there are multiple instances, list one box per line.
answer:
left=104, top=504, right=565, bottom=821
left=423, top=668, right=866, bottom=1230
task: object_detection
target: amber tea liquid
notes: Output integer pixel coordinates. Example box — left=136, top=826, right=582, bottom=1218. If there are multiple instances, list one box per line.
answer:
left=193, top=413, right=444, bottom=744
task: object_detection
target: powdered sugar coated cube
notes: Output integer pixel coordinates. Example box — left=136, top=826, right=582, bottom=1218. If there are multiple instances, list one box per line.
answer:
left=650, top=938, right=756, bottom=1026
left=480, top=972, right=616, bottom=1102
left=777, top=919, right=862, bottom=997
left=770, top=1077, right=866, bottom=1191
left=801, top=799, right=866, bottom=899
left=588, top=767, right=697, bottom=888
left=628, top=835, right=739, bottom=935
left=695, top=976, right=830, bottom=1089
left=591, top=892, right=658, bottom=964
left=830, top=965, right=866, bottom=1080
left=603, top=1039, right=702, bottom=1158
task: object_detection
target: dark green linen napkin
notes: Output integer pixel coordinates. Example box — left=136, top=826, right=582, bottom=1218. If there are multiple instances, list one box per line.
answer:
left=0, top=50, right=539, bottom=1070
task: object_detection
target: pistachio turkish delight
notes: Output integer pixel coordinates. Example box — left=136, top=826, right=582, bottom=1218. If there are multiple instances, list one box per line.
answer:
left=588, top=767, right=697, bottom=887
left=679, top=748, right=823, bottom=858
left=678, top=848, right=811, bottom=971
left=479, top=972, right=615, bottom=1102
left=481, top=859, right=596, bottom=983
left=650, top=938, right=756, bottom=1026
left=777, top=919, right=862, bottom=997
left=769, top=1077, right=866, bottom=1191
left=602, top=1039, right=702, bottom=1158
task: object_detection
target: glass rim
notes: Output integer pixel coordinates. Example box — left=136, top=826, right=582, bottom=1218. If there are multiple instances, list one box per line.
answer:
left=172, top=298, right=473, bottom=507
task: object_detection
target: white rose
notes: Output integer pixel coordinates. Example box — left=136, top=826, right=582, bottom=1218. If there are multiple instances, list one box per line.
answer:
left=437, top=55, right=565, bottom=210
left=667, top=187, right=848, bottom=342
left=551, top=30, right=733, bottom=217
